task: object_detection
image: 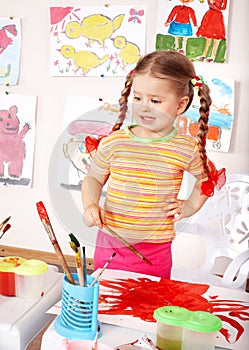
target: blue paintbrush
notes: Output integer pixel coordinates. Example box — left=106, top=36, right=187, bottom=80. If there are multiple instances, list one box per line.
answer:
left=82, top=246, right=87, bottom=287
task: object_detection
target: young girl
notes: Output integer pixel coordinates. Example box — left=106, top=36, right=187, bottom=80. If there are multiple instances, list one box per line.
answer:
left=81, top=50, right=225, bottom=278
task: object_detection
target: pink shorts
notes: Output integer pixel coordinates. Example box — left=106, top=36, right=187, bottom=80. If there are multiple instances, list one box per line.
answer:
left=94, top=229, right=172, bottom=278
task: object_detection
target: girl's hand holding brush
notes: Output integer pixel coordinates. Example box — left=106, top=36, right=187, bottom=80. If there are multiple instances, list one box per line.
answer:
left=82, top=204, right=105, bottom=229
left=83, top=205, right=152, bottom=266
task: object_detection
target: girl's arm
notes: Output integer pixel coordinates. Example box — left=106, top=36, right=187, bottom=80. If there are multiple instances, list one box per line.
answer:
left=162, top=177, right=209, bottom=222
left=81, top=169, right=108, bottom=228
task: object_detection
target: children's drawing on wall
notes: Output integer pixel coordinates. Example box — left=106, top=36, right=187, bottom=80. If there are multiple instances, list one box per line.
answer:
left=156, top=0, right=230, bottom=63
left=175, top=77, right=234, bottom=152
left=0, top=17, right=21, bottom=86
left=52, top=96, right=132, bottom=190
left=164, top=0, right=198, bottom=55
left=49, top=6, right=146, bottom=76
left=0, top=94, right=36, bottom=187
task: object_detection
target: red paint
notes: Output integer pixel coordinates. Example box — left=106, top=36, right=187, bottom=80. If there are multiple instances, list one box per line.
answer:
left=3, top=257, right=21, bottom=267
left=36, top=201, right=49, bottom=224
left=98, top=277, right=249, bottom=345
left=0, top=257, right=22, bottom=296
left=0, top=271, right=15, bottom=296
left=50, top=7, right=74, bottom=25
left=218, top=315, right=244, bottom=343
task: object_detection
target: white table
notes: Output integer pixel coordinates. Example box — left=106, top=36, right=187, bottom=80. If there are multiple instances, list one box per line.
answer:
left=41, top=268, right=249, bottom=350
left=41, top=319, right=227, bottom=350
left=0, top=265, right=63, bottom=350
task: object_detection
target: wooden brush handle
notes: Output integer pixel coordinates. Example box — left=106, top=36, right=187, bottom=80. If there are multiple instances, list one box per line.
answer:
left=53, top=242, right=75, bottom=284
left=77, top=266, right=84, bottom=286
left=103, top=225, right=152, bottom=266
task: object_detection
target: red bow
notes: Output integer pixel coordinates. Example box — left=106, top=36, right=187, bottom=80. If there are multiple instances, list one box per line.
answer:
left=85, top=135, right=105, bottom=157
left=201, top=161, right=226, bottom=197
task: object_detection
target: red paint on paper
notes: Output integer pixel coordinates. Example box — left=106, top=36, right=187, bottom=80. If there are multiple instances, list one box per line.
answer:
left=98, top=277, right=249, bottom=345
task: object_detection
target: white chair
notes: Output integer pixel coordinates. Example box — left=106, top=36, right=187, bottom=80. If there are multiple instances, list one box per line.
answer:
left=221, top=249, right=249, bottom=290
left=171, top=173, right=249, bottom=291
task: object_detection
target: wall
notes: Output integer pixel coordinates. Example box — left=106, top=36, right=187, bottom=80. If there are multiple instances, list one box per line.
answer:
left=0, top=0, right=248, bottom=263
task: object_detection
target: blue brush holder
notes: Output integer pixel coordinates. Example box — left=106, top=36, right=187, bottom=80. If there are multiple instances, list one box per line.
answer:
left=54, top=273, right=102, bottom=340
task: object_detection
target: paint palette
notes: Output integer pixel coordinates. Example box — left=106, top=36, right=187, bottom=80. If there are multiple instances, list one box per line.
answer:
left=114, top=336, right=158, bottom=350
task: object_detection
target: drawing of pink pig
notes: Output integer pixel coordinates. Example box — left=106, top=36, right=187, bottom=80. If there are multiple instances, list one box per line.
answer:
left=0, top=105, right=30, bottom=178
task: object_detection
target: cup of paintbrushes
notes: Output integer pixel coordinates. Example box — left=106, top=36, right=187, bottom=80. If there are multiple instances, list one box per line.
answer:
left=54, top=273, right=102, bottom=340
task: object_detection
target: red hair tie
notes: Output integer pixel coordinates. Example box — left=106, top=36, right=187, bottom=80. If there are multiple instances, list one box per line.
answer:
left=85, top=135, right=106, bottom=158
left=191, top=75, right=203, bottom=88
left=201, top=161, right=226, bottom=197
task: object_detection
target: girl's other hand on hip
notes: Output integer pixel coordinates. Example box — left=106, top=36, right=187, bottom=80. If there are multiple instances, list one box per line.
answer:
left=162, top=198, right=184, bottom=222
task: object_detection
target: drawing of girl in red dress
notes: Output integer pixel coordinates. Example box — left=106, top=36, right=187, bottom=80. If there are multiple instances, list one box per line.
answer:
left=164, top=0, right=197, bottom=54
left=196, top=0, right=227, bottom=62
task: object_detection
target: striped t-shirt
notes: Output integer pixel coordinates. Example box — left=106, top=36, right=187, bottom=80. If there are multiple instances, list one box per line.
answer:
left=90, top=126, right=205, bottom=243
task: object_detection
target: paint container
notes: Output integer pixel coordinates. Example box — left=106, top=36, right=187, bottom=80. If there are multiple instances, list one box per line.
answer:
left=54, top=273, right=102, bottom=340
left=15, top=259, right=48, bottom=299
left=182, top=311, right=222, bottom=350
left=61, top=338, right=114, bottom=350
left=154, top=306, right=192, bottom=350
left=0, top=256, right=25, bottom=296
left=154, top=306, right=222, bottom=350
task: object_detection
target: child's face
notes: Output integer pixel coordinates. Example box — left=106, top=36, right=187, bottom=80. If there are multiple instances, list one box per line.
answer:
left=132, top=74, right=189, bottom=137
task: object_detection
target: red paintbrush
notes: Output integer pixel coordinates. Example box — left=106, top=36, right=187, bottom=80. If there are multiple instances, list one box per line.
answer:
left=36, top=201, right=75, bottom=284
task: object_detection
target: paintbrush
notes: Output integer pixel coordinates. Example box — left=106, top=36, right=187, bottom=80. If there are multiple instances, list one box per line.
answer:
left=0, top=223, right=11, bottom=239
left=36, top=201, right=75, bottom=285
left=91, top=325, right=100, bottom=350
left=103, top=225, right=153, bottom=266
left=0, top=216, right=11, bottom=231
left=82, top=246, right=87, bottom=287
left=69, top=233, right=84, bottom=286
left=90, top=251, right=116, bottom=287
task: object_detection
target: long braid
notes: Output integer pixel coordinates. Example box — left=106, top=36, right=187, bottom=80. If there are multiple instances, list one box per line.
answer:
left=196, top=83, right=212, bottom=175
left=111, top=73, right=133, bottom=132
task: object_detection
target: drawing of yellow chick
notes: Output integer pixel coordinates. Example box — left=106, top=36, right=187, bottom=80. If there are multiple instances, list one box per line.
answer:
left=65, top=14, right=125, bottom=47
left=59, top=45, right=109, bottom=74
left=112, top=35, right=142, bottom=66
left=65, top=21, right=82, bottom=39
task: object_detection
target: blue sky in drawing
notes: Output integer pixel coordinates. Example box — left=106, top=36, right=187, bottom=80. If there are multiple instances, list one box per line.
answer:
left=0, top=18, right=21, bottom=86
left=179, top=77, right=234, bottom=152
